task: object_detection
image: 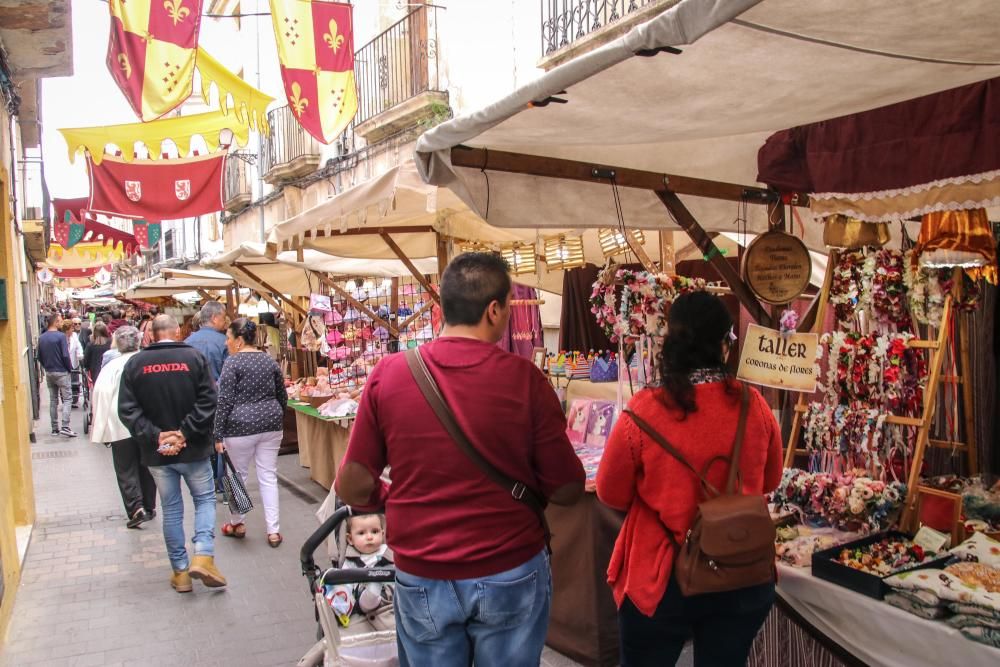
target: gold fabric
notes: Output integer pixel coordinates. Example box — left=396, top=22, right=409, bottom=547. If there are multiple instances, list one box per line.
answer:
left=822, top=215, right=890, bottom=249
left=916, top=208, right=998, bottom=284
left=196, top=48, right=274, bottom=134
left=44, top=242, right=126, bottom=269
left=60, top=111, right=252, bottom=164
left=810, top=175, right=1000, bottom=223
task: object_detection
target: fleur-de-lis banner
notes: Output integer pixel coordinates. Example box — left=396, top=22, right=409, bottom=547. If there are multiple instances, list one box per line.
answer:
left=269, top=0, right=358, bottom=144
left=106, top=0, right=204, bottom=121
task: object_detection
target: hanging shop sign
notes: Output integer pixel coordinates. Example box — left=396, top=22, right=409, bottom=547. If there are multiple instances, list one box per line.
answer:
left=88, top=153, right=225, bottom=221
left=270, top=0, right=358, bottom=144
left=742, top=230, right=812, bottom=305
left=106, top=0, right=204, bottom=120
left=736, top=323, right=818, bottom=393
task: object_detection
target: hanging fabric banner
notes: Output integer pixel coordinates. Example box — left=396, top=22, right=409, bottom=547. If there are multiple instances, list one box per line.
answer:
left=53, top=197, right=89, bottom=225
left=269, top=0, right=358, bottom=144
left=132, top=221, right=163, bottom=249
left=196, top=48, right=274, bottom=133
left=87, top=153, right=225, bottom=221
left=107, top=0, right=204, bottom=121
left=60, top=111, right=251, bottom=164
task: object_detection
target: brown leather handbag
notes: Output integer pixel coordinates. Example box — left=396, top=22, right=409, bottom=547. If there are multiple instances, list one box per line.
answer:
left=624, top=384, right=776, bottom=596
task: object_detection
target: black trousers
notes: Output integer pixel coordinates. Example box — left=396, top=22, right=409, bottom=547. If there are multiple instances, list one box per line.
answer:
left=618, top=575, right=775, bottom=667
left=110, top=438, right=157, bottom=516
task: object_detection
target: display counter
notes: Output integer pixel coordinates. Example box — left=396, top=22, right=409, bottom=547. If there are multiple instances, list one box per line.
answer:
left=287, top=400, right=354, bottom=490
left=746, top=563, right=1000, bottom=667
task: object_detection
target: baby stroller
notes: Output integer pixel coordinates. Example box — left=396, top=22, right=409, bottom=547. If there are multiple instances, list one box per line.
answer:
left=299, top=504, right=398, bottom=667
left=81, top=370, right=94, bottom=435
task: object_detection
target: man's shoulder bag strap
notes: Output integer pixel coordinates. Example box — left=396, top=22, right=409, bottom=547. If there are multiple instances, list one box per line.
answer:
left=405, top=347, right=552, bottom=552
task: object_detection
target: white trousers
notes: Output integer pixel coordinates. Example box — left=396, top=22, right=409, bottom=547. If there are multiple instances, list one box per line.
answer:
left=224, top=430, right=282, bottom=534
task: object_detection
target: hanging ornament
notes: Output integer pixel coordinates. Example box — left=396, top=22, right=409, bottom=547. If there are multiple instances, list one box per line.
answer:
left=36, top=268, right=53, bottom=283
left=52, top=211, right=86, bottom=249
left=132, top=220, right=162, bottom=249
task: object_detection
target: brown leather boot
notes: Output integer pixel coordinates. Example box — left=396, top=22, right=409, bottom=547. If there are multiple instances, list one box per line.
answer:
left=189, top=555, right=227, bottom=588
left=170, top=569, right=193, bottom=593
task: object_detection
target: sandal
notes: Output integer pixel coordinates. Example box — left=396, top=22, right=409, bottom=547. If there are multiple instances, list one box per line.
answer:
left=221, top=522, right=246, bottom=539
left=267, top=533, right=283, bottom=548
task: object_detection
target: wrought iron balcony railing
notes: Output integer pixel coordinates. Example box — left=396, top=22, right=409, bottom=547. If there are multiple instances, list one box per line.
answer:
left=224, top=152, right=253, bottom=213
left=542, top=0, right=657, bottom=56
left=354, top=4, right=444, bottom=128
left=259, top=105, right=323, bottom=185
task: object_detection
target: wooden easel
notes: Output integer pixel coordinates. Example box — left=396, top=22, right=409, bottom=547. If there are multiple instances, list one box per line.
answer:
left=783, top=256, right=978, bottom=527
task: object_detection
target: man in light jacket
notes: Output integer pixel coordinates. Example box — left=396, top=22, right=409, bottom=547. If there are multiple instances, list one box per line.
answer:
left=91, top=326, right=157, bottom=529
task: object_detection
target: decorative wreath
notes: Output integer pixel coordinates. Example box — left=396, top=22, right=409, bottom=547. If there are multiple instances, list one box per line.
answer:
left=590, top=268, right=706, bottom=342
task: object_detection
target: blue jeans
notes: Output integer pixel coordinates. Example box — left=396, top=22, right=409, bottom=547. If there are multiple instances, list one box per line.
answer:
left=147, top=458, right=216, bottom=571
left=393, top=549, right=552, bottom=667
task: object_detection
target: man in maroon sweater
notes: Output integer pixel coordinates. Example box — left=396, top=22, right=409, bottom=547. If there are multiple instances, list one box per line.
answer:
left=336, top=252, right=584, bottom=666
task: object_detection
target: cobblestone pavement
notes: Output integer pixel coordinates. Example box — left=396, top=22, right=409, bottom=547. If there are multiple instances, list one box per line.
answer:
left=0, top=397, right=588, bottom=667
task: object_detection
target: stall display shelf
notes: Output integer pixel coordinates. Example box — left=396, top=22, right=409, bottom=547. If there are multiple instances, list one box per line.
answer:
left=287, top=399, right=356, bottom=427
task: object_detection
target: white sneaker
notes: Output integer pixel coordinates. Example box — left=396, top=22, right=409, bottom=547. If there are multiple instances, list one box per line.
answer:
left=59, top=426, right=78, bottom=438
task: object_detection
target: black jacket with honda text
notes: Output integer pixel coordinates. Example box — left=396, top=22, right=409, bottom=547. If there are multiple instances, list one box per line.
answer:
left=118, top=341, right=217, bottom=467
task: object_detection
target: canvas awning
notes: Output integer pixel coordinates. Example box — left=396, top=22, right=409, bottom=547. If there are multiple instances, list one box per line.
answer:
left=415, top=0, right=1000, bottom=252
left=122, top=268, right=236, bottom=299
left=204, top=242, right=440, bottom=297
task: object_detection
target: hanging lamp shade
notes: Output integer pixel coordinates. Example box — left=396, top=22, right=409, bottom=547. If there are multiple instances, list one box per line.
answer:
left=457, top=241, right=494, bottom=255
left=916, top=208, right=997, bottom=282
left=500, top=242, right=537, bottom=276
left=543, top=234, right=585, bottom=270
left=598, top=228, right=646, bottom=257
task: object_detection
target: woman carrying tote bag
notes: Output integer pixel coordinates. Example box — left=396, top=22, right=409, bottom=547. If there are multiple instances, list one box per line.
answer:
left=213, top=318, right=288, bottom=547
left=596, top=292, right=784, bottom=667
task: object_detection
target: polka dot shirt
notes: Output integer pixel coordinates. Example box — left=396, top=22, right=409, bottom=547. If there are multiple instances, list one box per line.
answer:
left=213, top=351, right=288, bottom=441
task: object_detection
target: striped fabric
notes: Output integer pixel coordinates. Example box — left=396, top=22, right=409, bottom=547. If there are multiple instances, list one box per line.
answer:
left=916, top=208, right=998, bottom=283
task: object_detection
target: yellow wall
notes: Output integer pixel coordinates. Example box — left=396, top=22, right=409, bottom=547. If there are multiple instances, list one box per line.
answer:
left=0, top=158, right=38, bottom=639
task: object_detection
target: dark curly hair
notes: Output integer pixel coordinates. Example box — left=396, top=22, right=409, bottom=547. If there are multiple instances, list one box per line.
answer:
left=228, top=317, right=258, bottom=345
left=657, top=291, right=736, bottom=417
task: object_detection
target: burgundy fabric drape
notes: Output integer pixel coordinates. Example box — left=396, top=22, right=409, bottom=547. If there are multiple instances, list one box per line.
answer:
left=498, top=283, right=543, bottom=358
left=559, top=264, right=615, bottom=354
left=757, top=77, right=1000, bottom=194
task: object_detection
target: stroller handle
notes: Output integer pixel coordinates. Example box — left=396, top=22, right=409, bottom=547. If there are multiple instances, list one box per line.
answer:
left=301, top=506, right=353, bottom=579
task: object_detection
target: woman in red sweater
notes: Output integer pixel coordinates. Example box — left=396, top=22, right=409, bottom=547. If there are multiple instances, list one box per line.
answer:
left=596, top=292, right=783, bottom=667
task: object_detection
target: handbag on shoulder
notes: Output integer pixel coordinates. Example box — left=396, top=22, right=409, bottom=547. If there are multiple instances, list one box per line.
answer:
left=624, top=384, right=775, bottom=596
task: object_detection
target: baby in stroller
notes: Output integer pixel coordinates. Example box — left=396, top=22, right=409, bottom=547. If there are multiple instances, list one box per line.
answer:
left=323, top=514, right=395, bottom=632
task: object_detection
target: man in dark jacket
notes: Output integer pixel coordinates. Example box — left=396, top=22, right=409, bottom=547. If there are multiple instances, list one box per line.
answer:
left=37, top=311, right=76, bottom=437
left=118, top=314, right=226, bottom=593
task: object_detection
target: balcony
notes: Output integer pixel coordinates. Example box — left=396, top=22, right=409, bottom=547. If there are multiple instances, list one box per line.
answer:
left=260, top=105, right=323, bottom=185
left=224, top=152, right=253, bottom=213
left=354, top=4, right=449, bottom=144
left=540, top=0, right=673, bottom=69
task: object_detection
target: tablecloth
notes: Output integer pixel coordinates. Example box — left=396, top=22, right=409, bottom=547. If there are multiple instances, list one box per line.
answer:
left=770, top=563, right=1000, bottom=667
left=289, top=401, right=353, bottom=490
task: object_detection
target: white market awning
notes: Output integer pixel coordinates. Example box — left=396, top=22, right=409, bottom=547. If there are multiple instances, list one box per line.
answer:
left=415, top=0, right=1000, bottom=253
left=122, top=268, right=236, bottom=299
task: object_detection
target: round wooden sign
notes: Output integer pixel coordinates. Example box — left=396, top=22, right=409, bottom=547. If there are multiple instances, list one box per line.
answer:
left=742, top=231, right=812, bottom=305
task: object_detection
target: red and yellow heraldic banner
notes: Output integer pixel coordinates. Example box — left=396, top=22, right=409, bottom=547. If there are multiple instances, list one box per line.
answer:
left=87, top=153, right=225, bottom=222
left=106, top=0, right=204, bottom=121
left=269, top=0, right=358, bottom=144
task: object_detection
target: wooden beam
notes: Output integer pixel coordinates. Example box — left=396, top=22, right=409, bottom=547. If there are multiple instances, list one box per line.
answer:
left=232, top=265, right=308, bottom=317
left=450, top=146, right=808, bottom=205
left=624, top=231, right=657, bottom=274
left=302, top=225, right=436, bottom=239
left=657, top=191, right=773, bottom=328
left=436, top=231, right=449, bottom=276
left=313, top=272, right=399, bottom=337
left=380, top=232, right=440, bottom=304
left=195, top=288, right=214, bottom=304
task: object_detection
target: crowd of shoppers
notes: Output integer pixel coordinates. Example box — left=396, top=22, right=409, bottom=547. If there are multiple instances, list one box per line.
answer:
left=39, top=255, right=783, bottom=663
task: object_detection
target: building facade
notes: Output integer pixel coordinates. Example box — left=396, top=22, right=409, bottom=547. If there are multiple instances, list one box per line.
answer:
left=0, top=0, right=74, bottom=638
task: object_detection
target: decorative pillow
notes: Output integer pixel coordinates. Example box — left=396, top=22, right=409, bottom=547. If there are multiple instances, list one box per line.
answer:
left=959, top=625, right=1000, bottom=650
left=884, top=592, right=947, bottom=619
left=950, top=532, right=1000, bottom=567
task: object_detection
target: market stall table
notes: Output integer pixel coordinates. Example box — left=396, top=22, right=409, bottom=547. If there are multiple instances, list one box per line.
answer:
left=748, top=563, right=1000, bottom=667
left=287, top=400, right=354, bottom=490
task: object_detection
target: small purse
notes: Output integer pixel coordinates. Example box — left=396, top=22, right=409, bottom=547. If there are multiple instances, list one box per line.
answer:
left=220, top=451, right=253, bottom=515
left=309, top=293, right=332, bottom=313
left=589, top=355, right=618, bottom=383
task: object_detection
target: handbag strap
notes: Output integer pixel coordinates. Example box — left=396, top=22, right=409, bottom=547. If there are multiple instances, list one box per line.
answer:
left=405, top=348, right=552, bottom=551
left=623, top=382, right=751, bottom=498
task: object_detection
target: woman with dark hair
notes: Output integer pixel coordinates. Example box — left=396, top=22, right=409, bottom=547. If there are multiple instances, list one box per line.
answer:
left=82, top=322, right=112, bottom=384
left=596, top=291, right=783, bottom=667
left=213, top=317, right=288, bottom=547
